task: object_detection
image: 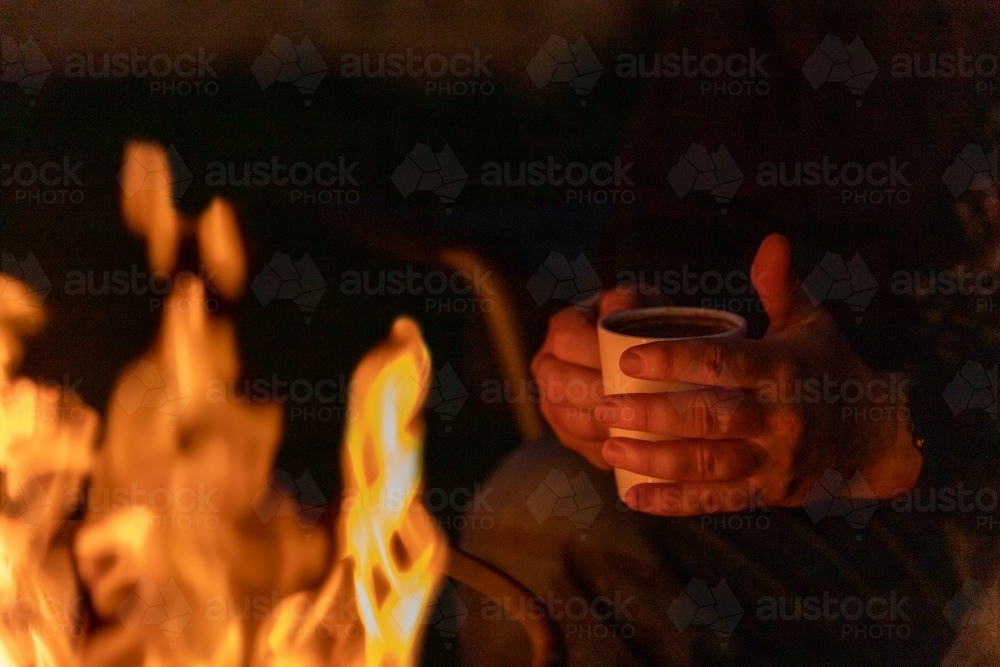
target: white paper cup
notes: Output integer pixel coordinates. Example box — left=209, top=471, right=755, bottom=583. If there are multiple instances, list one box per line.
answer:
left=597, top=307, right=748, bottom=501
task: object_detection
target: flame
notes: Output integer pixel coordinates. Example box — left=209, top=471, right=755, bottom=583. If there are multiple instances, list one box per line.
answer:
left=75, top=142, right=327, bottom=667
left=340, top=317, right=447, bottom=666
left=0, top=274, right=95, bottom=667
left=255, top=318, right=447, bottom=667
left=5, top=142, right=447, bottom=667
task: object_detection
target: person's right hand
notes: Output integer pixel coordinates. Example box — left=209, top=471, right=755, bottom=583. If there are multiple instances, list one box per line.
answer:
left=531, top=291, right=638, bottom=468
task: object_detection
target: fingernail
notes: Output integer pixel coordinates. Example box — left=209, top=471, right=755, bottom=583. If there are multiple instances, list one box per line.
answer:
left=620, top=350, right=643, bottom=376
left=602, top=439, right=626, bottom=465
left=624, top=487, right=637, bottom=509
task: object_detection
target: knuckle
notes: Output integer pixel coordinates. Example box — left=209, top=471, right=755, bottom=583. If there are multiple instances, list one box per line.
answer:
left=701, top=344, right=726, bottom=382
left=534, top=354, right=558, bottom=379
left=697, top=444, right=714, bottom=481
left=549, top=308, right=590, bottom=347
left=691, top=403, right=717, bottom=438
left=550, top=325, right=577, bottom=359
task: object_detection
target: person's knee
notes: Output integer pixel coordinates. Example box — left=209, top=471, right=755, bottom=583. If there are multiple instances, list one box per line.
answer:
left=460, top=435, right=621, bottom=556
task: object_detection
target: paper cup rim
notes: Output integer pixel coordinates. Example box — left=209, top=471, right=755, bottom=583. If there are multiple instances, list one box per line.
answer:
left=598, top=306, right=748, bottom=341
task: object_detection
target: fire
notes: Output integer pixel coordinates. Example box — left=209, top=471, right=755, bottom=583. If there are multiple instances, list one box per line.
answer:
left=254, top=318, right=447, bottom=667
left=3, top=142, right=447, bottom=667
left=340, top=317, right=448, bottom=666
left=0, top=274, right=96, bottom=667
left=74, top=142, right=327, bottom=667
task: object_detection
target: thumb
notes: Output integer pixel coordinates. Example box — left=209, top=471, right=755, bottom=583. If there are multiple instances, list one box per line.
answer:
left=598, top=287, right=639, bottom=319
left=751, top=234, right=818, bottom=331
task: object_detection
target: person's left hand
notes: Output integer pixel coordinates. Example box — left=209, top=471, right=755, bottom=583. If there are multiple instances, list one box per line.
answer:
left=595, top=234, right=923, bottom=516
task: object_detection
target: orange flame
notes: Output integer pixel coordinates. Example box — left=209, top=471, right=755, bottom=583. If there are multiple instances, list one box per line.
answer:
left=1, top=274, right=95, bottom=667
left=5, top=141, right=447, bottom=667
left=339, top=317, right=447, bottom=667
left=255, top=318, right=447, bottom=667
left=75, top=142, right=327, bottom=667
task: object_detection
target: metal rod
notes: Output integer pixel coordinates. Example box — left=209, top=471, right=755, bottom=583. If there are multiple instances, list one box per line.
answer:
left=445, top=547, right=564, bottom=667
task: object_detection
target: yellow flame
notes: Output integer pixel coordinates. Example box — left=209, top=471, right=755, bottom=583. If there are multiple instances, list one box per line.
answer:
left=255, top=317, right=447, bottom=667
left=339, top=317, right=447, bottom=667
left=4, top=141, right=448, bottom=667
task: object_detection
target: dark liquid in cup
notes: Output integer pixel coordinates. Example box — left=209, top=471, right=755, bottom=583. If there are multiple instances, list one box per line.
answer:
left=610, top=315, right=736, bottom=339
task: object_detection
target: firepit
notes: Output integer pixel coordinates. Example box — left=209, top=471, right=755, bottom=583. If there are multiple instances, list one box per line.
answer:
left=0, top=142, right=561, bottom=667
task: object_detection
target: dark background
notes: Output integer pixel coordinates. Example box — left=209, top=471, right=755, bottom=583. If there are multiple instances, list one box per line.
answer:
left=2, top=2, right=999, bottom=665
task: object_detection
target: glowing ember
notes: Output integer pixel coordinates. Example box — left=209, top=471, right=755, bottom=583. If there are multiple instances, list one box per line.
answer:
left=254, top=317, right=447, bottom=667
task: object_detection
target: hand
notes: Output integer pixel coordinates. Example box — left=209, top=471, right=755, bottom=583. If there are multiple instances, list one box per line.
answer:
left=531, top=290, right=638, bottom=468
left=596, top=234, right=923, bottom=515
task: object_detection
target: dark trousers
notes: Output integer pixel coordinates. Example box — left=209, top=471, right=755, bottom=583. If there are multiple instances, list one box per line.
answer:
left=457, top=436, right=990, bottom=667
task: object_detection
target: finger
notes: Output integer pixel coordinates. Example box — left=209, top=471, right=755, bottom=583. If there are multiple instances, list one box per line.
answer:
left=540, top=400, right=609, bottom=444
left=596, top=390, right=766, bottom=440
left=543, top=307, right=601, bottom=368
left=539, top=402, right=610, bottom=470
left=618, top=338, right=772, bottom=388
left=602, top=437, right=765, bottom=482
left=598, top=288, right=639, bottom=319
left=751, top=233, right=822, bottom=331
left=533, top=354, right=604, bottom=407
left=625, top=481, right=765, bottom=516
